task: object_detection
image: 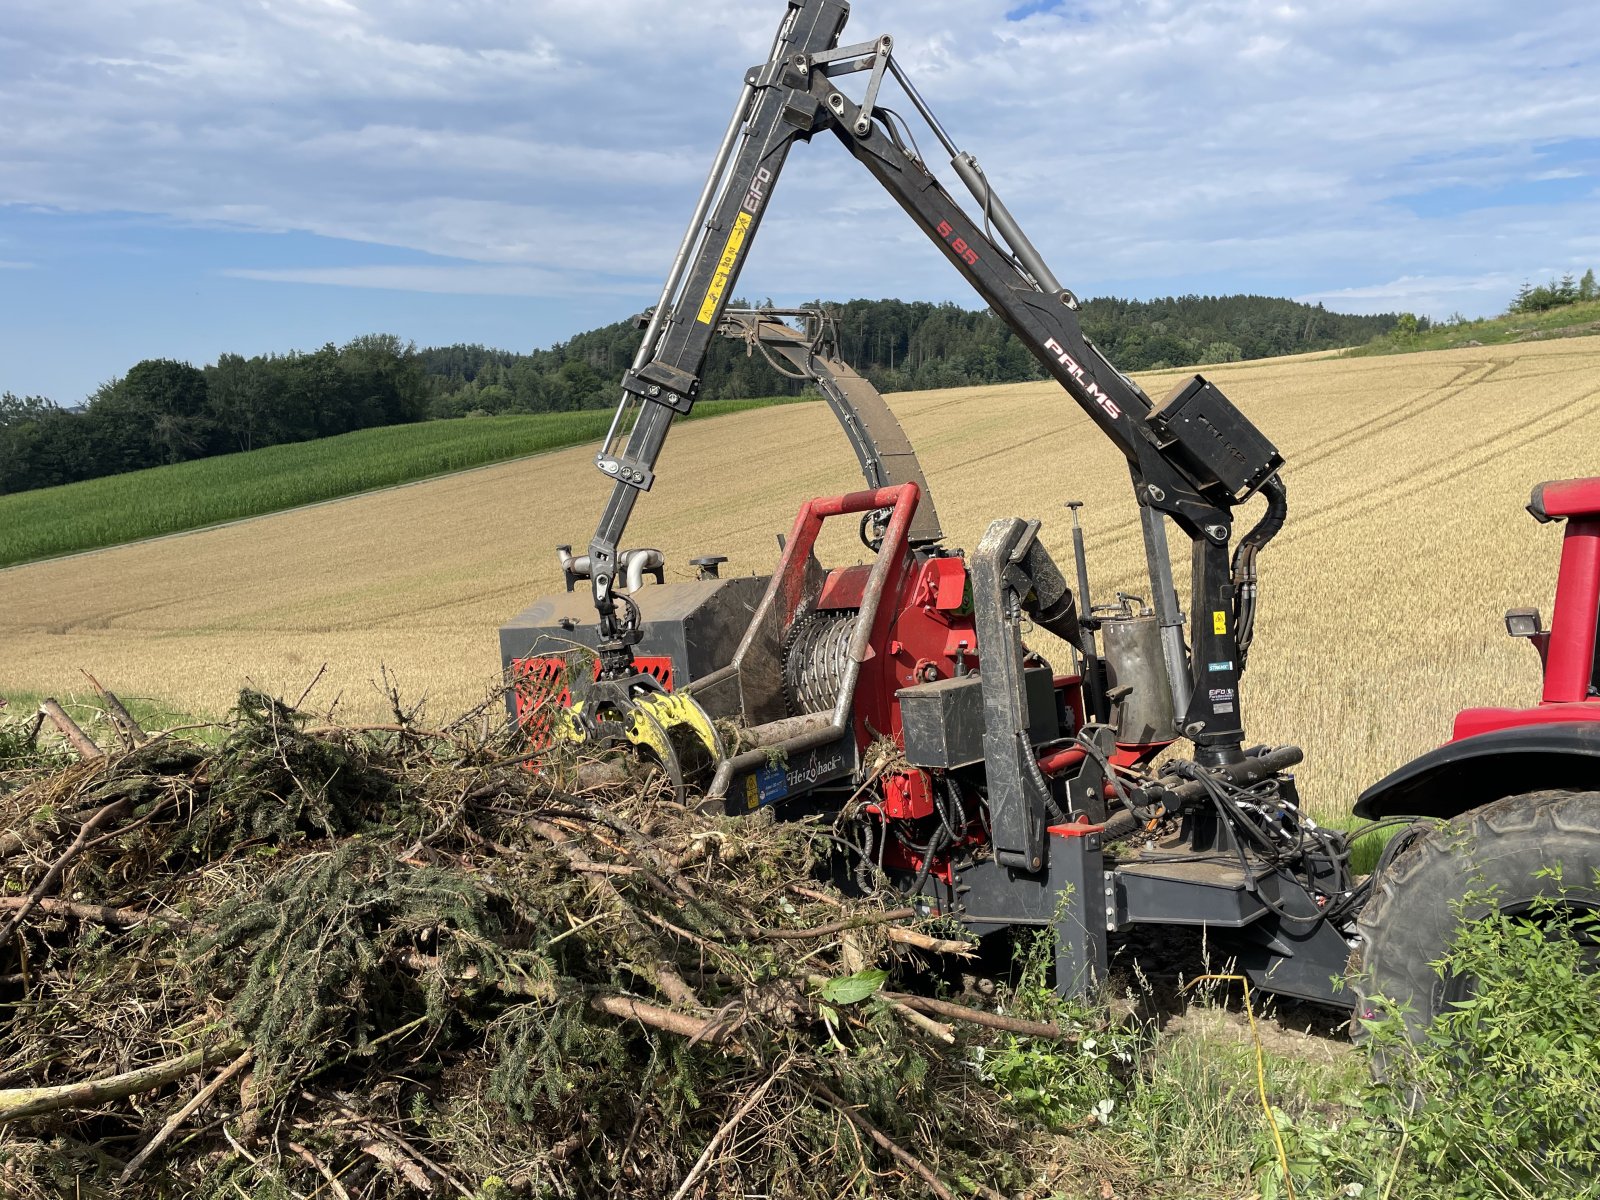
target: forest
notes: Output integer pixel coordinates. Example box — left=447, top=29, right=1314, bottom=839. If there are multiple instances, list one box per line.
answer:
left=1, top=294, right=1395, bottom=495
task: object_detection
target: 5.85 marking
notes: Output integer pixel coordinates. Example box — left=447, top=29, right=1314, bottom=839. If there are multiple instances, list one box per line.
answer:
left=935, top=220, right=979, bottom=266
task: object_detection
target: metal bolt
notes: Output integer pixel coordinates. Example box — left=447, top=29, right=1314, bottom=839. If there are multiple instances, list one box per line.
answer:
left=828, top=92, right=845, bottom=112
left=665, top=392, right=679, bottom=405
left=647, top=383, right=661, bottom=396
left=1146, top=485, right=1166, bottom=502
left=1206, top=524, right=1228, bottom=542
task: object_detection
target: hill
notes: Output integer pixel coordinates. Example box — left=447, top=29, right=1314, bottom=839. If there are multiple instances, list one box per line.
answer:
left=0, top=396, right=801, bottom=568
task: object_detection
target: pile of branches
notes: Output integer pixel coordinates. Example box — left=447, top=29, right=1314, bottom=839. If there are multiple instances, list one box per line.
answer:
left=0, top=687, right=1074, bottom=1199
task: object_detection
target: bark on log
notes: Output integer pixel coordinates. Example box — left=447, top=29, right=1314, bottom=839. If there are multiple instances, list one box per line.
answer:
left=39, top=699, right=104, bottom=760
left=0, top=897, right=156, bottom=928
left=886, top=992, right=1082, bottom=1042
left=590, top=995, right=728, bottom=1043
left=0, top=1040, right=244, bottom=1123
left=81, top=674, right=146, bottom=747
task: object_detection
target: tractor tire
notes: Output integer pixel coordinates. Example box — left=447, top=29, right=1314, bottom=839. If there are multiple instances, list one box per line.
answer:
left=1350, top=788, right=1600, bottom=1043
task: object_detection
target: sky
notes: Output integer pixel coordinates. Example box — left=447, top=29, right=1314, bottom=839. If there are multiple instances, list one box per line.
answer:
left=2, top=0, right=1597, bottom=404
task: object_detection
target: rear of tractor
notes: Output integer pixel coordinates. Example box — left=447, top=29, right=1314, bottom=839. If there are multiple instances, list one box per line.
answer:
left=1352, top=476, right=1600, bottom=1034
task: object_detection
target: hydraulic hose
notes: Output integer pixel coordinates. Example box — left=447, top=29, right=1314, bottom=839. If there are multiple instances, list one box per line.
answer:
left=1230, top=475, right=1288, bottom=666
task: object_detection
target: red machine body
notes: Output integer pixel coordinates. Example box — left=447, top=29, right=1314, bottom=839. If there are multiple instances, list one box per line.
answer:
left=1451, top=477, right=1600, bottom=741
left=1356, top=477, right=1600, bottom=822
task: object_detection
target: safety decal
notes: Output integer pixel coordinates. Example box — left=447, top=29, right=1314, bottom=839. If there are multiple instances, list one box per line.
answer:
left=696, top=211, right=753, bottom=324
left=1212, top=610, right=1227, bottom=635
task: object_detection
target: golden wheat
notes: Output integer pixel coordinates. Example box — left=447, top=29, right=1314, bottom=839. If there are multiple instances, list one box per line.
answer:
left=3, top=335, right=1597, bottom=816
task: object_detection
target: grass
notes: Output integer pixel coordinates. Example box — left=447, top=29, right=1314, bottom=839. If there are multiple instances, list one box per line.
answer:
left=0, top=686, right=213, bottom=746
left=1342, top=298, right=1600, bottom=357
left=3, top=334, right=1598, bottom=819
left=0, top=395, right=808, bottom=567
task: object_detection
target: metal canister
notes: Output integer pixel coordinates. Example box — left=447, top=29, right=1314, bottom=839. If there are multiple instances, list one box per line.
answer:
left=1100, top=608, right=1176, bottom=745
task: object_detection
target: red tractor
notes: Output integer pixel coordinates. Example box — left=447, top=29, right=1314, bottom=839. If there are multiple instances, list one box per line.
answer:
left=1352, top=477, right=1600, bottom=1033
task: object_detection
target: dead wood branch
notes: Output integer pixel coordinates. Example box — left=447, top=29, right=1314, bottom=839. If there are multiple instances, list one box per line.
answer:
left=0, top=796, right=133, bottom=950
left=756, top=907, right=917, bottom=940
left=39, top=698, right=104, bottom=760
left=0, top=897, right=159, bottom=928
left=802, top=1075, right=961, bottom=1200
left=670, top=1058, right=793, bottom=1200
left=286, top=1140, right=354, bottom=1200
left=886, top=993, right=1083, bottom=1042
left=0, top=1039, right=244, bottom=1123
left=119, top=1048, right=254, bottom=1182
left=591, top=995, right=729, bottom=1043
left=886, top=926, right=976, bottom=956
left=81, top=673, right=147, bottom=747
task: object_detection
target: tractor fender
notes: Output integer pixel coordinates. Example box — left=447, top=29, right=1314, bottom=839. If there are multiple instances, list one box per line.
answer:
left=1353, top=721, right=1600, bottom=821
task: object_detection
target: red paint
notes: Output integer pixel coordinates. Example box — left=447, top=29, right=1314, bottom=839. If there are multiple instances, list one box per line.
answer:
left=1037, top=746, right=1086, bottom=776
left=818, top=564, right=870, bottom=609
left=1444, top=479, right=1600, bottom=745
left=881, top=770, right=934, bottom=819
left=934, top=220, right=980, bottom=266
left=1543, top=518, right=1600, bottom=704
left=509, top=654, right=673, bottom=749
left=1048, top=817, right=1105, bottom=838
left=1536, top=477, right=1600, bottom=520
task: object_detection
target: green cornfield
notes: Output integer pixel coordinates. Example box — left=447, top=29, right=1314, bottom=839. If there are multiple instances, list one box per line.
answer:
left=0, top=397, right=804, bottom=568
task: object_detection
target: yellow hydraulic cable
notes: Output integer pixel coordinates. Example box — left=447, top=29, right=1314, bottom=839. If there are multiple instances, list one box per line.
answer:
left=1184, top=973, right=1296, bottom=1200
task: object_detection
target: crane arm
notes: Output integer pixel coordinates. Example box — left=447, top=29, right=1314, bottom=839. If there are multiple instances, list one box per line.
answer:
left=582, top=0, right=1286, bottom=761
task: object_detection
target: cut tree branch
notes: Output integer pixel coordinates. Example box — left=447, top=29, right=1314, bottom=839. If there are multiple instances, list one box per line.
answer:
left=0, top=1039, right=244, bottom=1123
left=119, top=1047, right=254, bottom=1182
left=801, top=1075, right=962, bottom=1200
left=591, top=995, right=728, bottom=1043
left=81, top=673, right=147, bottom=748
left=0, top=897, right=160, bottom=928
left=39, top=698, right=103, bottom=760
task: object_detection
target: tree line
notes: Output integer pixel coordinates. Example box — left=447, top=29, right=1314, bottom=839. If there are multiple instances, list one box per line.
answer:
left=1510, top=269, right=1598, bottom=314
left=1, top=336, right=430, bottom=494
left=2, top=294, right=1396, bottom=496
left=422, top=293, right=1397, bottom=417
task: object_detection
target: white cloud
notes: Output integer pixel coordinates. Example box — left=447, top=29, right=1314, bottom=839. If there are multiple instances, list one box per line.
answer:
left=1, top=0, right=1597, bottom=319
left=1296, top=272, right=1525, bottom=316
left=222, top=263, right=641, bottom=296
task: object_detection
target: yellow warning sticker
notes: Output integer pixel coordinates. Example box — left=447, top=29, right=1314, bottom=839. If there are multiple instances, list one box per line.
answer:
left=1212, top=610, right=1228, bottom=635
left=696, top=211, right=753, bottom=324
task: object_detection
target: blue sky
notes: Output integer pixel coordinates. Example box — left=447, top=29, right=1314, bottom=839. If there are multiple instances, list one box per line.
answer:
left=2, top=0, right=1597, bottom=404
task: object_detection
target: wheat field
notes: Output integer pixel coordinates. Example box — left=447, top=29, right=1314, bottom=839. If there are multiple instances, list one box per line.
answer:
left=3, top=336, right=1597, bottom=816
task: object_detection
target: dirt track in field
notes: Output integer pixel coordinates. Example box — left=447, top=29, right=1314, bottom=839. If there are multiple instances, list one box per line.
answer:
left=4, top=336, right=1598, bottom=817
